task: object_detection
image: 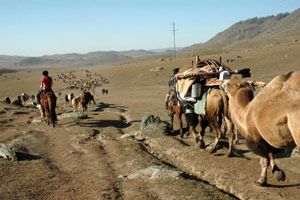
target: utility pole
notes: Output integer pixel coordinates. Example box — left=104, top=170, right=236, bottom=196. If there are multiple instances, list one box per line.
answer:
left=172, top=22, right=176, bottom=59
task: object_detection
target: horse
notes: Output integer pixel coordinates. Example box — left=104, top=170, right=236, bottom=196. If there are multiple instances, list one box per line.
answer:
left=167, top=93, right=184, bottom=137
left=40, top=92, right=57, bottom=127
left=72, top=91, right=96, bottom=112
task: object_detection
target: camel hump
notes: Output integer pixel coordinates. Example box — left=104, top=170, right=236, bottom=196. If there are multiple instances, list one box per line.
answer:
left=263, top=71, right=300, bottom=93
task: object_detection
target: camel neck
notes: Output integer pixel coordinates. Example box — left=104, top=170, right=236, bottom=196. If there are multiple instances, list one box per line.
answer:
left=230, top=87, right=254, bottom=135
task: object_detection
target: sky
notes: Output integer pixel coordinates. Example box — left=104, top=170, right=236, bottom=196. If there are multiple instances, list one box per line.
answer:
left=0, top=0, right=299, bottom=56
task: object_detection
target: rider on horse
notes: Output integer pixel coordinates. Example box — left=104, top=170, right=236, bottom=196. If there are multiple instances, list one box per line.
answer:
left=165, top=67, right=179, bottom=109
left=36, top=70, right=56, bottom=109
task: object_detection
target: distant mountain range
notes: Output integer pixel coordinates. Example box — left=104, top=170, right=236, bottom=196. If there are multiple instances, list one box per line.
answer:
left=0, top=49, right=159, bottom=69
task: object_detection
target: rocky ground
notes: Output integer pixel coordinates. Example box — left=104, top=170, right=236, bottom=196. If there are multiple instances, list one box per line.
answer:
left=1, top=51, right=300, bottom=200
left=1, top=90, right=300, bottom=200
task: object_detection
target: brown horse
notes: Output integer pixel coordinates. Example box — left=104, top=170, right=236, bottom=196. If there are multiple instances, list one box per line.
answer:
left=167, top=96, right=184, bottom=137
left=40, top=92, right=57, bottom=127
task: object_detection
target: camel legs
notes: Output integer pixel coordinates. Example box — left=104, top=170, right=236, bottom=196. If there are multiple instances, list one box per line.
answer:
left=269, top=152, right=286, bottom=182
left=207, top=115, right=222, bottom=154
left=224, top=116, right=234, bottom=157
left=256, top=157, right=269, bottom=186
left=256, top=153, right=286, bottom=186
left=197, top=115, right=206, bottom=148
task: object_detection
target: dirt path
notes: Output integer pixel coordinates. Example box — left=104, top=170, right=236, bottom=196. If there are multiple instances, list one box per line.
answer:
left=0, top=102, right=236, bottom=200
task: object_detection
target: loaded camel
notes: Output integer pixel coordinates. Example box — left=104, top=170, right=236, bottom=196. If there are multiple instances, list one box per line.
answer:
left=185, top=88, right=235, bottom=157
left=221, top=72, right=300, bottom=186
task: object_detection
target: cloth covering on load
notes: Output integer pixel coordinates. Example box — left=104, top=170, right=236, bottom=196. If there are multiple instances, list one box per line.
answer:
left=175, top=59, right=221, bottom=96
left=185, top=87, right=211, bottom=115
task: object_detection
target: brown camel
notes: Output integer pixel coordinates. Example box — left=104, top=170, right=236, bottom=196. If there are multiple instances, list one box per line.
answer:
left=221, top=72, right=300, bottom=186
left=185, top=88, right=235, bottom=157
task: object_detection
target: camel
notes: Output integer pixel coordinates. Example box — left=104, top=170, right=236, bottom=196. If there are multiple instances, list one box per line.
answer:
left=221, top=72, right=300, bottom=186
left=185, top=88, right=235, bottom=157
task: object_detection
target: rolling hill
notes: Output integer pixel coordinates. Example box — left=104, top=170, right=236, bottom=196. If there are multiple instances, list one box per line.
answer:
left=0, top=50, right=156, bottom=69
left=184, top=8, right=300, bottom=50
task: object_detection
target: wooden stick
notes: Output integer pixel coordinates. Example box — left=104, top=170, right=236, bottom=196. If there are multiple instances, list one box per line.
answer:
left=175, top=72, right=220, bottom=79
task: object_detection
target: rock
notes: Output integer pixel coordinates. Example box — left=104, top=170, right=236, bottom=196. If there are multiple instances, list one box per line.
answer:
left=140, top=115, right=170, bottom=133
left=11, top=99, right=22, bottom=106
left=32, top=119, right=43, bottom=124
left=1, top=97, right=11, bottom=104
left=58, top=112, right=88, bottom=119
left=120, top=133, right=134, bottom=139
left=127, top=165, right=181, bottom=180
left=150, top=66, right=164, bottom=72
left=0, top=143, right=17, bottom=161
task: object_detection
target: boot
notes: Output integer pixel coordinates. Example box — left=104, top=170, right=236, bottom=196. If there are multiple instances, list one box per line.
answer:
left=165, top=101, right=168, bottom=110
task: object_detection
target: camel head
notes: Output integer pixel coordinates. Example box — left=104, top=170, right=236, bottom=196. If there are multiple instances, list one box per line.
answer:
left=221, top=74, right=249, bottom=95
left=221, top=74, right=254, bottom=106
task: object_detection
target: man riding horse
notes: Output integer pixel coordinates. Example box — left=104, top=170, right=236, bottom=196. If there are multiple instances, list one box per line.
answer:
left=36, top=70, right=56, bottom=109
left=165, top=67, right=180, bottom=109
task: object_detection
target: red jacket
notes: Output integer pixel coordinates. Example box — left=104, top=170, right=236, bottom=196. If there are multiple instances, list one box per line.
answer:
left=40, top=76, right=53, bottom=90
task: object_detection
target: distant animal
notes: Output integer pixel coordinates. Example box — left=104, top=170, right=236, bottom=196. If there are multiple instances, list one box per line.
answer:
left=64, top=94, right=69, bottom=104
left=64, top=93, right=74, bottom=104
left=31, top=94, right=35, bottom=101
left=185, top=88, right=235, bottom=157
left=102, top=89, right=108, bottom=95
left=40, top=91, right=57, bottom=127
left=72, top=91, right=96, bottom=112
left=221, top=73, right=300, bottom=186
left=20, top=93, right=29, bottom=104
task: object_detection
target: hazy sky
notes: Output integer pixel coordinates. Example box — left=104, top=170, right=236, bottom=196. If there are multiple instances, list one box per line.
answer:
left=0, top=0, right=299, bottom=56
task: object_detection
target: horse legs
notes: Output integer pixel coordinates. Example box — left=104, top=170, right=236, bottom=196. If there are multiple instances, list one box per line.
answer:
left=175, top=106, right=183, bottom=138
left=170, top=111, right=174, bottom=132
left=269, top=152, right=286, bottom=182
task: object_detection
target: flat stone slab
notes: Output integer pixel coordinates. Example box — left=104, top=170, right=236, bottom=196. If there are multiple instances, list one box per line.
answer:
left=127, top=165, right=181, bottom=180
left=58, top=112, right=88, bottom=119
